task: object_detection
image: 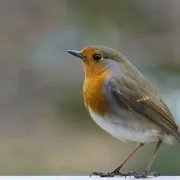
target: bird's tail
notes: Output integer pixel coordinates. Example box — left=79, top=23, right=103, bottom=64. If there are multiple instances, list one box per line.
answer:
left=173, top=136, right=180, bottom=148
left=164, top=135, right=180, bottom=148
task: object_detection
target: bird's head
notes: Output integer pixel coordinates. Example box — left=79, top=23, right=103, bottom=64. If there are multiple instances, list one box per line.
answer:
left=67, top=46, right=130, bottom=78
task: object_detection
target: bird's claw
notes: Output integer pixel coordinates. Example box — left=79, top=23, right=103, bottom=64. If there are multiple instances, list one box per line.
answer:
left=90, top=170, right=160, bottom=178
left=90, top=170, right=132, bottom=177
left=90, top=172, right=114, bottom=177
left=125, top=170, right=160, bottom=179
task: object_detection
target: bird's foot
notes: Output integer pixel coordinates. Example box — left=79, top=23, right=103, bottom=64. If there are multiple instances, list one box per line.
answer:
left=90, top=168, right=160, bottom=178
left=126, top=168, right=160, bottom=179
left=90, top=170, right=131, bottom=177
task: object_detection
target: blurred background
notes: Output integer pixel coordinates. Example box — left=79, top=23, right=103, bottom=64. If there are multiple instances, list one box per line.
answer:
left=0, top=0, right=180, bottom=176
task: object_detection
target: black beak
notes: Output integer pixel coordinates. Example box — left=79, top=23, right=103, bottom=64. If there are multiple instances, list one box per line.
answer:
left=67, top=50, right=86, bottom=59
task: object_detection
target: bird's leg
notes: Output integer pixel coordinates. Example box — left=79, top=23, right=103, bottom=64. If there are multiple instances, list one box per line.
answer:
left=111, top=143, right=144, bottom=175
left=127, top=140, right=162, bottom=178
left=90, top=143, right=144, bottom=177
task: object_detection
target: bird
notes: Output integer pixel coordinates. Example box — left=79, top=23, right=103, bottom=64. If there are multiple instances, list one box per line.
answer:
left=67, top=46, right=180, bottom=178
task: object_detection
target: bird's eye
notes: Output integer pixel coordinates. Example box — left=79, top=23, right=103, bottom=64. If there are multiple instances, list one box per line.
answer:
left=93, top=54, right=102, bottom=61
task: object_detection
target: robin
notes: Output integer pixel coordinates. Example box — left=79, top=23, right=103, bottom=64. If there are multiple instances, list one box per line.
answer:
left=67, top=46, right=180, bottom=178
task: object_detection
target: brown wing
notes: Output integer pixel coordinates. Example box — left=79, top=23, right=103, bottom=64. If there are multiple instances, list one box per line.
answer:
left=109, top=73, right=180, bottom=140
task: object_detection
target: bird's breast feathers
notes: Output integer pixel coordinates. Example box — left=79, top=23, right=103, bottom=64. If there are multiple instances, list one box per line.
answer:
left=83, top=72, right=110, bottom=117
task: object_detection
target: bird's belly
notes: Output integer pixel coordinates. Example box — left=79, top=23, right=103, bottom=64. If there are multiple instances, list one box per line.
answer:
left=89, top=108, right=161, bottom=143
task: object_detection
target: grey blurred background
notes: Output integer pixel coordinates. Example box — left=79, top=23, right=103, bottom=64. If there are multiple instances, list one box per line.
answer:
left=0, top=0, right=180, bottom=176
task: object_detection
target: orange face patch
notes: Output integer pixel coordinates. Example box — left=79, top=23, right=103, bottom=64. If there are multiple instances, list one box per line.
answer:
left=80, top=47, right=105, bottom=78
left=81, top=47, right=111, bottom=117
left=81, top=47, right=100, bottom=58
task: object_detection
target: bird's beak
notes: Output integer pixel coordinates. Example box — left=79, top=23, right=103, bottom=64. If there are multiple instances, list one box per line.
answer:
left=67, top=50, right=86, bottom=59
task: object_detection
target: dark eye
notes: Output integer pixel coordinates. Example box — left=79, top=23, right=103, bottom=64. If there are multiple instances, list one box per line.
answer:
left=93, top=54, right=102, bottom=61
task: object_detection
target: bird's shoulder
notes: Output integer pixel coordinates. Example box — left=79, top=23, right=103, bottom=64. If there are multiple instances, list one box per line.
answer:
left=104, top=65, right=157, bottom=101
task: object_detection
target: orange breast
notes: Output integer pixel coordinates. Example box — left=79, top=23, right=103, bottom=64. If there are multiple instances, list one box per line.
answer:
left=83, top=71, right=110, bottom=117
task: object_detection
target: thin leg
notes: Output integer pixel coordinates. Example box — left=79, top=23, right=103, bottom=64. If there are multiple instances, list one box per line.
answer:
left=112, top=143, right=144, bottom=173
left=90, top=143, right=144, bottom=177
left=128, top=140, right=162, bottom=178
left=145, top=139, right=162, bottom=175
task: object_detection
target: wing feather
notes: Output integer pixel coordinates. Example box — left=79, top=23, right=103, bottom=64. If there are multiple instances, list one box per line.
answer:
left=108, top=74, right=180, bottom=140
